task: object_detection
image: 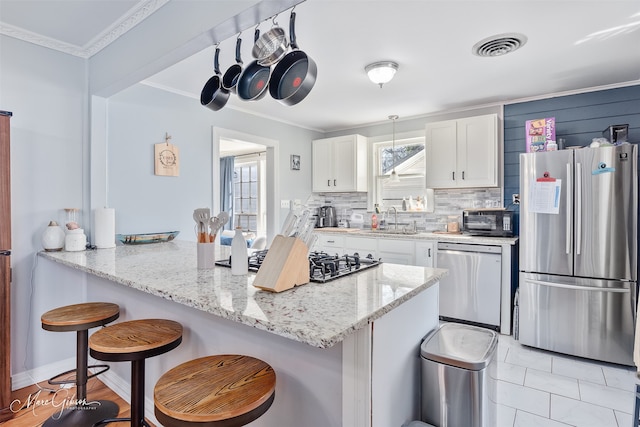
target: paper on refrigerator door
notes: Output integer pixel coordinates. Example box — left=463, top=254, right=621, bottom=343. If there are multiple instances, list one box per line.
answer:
left=529, top=180, right=562, bottom=214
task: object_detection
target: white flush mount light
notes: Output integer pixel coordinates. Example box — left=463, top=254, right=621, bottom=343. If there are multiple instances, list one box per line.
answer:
left=365, top=61, right=398, bottom=88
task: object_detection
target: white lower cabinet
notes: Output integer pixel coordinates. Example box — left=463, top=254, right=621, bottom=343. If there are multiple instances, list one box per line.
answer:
left=344, top=236, right=378, bottom=259
left=314, top=233, right=436, bottom=267
left=314, top=234, right=345, bottom=254
left=414, top=241, right=436, bottom=267
left=377, top=238, right=415, bottom=265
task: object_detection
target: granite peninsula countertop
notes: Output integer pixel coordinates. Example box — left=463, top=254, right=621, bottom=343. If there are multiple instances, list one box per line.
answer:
left=40, top=240, right=447, bottom=349
left=314, top=228, right=519, bottom=245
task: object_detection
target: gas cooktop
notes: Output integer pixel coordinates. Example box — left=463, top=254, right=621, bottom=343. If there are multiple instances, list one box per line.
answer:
left=216, top=250, right=381, bottom=283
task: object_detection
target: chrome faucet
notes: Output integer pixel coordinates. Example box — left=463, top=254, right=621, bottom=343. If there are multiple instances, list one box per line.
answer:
left=387, top=207, right=398, bottom=230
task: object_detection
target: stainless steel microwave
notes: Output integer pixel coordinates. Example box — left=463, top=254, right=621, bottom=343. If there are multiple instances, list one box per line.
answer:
left=462, top=209, right=515, bottom=237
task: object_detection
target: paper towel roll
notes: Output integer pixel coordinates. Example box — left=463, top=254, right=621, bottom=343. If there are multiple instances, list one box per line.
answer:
left=94, top=208, right=116, bottom=248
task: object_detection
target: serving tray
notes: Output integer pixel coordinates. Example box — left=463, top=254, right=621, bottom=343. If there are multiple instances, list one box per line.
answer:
left=116, top=231, right=180, bottom=245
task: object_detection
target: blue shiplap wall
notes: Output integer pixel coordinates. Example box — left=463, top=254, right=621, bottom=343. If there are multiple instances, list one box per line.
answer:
left=504, top=84, right=640, bottom=208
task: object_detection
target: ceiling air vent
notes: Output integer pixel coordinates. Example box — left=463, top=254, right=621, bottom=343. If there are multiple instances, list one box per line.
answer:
left=472, top=33, right=528, bottom=57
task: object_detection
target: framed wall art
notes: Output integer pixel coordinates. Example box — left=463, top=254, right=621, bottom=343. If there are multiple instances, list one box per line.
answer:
left=290, top=154, right=300, bottom=171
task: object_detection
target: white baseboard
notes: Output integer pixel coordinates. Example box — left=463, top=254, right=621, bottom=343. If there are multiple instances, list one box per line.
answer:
left=12, top=357, right=75, bottom=390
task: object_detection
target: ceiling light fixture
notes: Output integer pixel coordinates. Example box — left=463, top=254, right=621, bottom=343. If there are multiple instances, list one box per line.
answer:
left=365, top=61, right=398, bottom=88
left=389, top=114, right=400, bottom=183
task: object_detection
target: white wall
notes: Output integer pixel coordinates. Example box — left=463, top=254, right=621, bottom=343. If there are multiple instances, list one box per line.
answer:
left=0, top=34, right=89, bottom=375
left=106, top=83, right=320, bottom=240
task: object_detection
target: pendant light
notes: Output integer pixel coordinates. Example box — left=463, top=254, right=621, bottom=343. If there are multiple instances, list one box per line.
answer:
left=389, top=115, right=400, bottom=183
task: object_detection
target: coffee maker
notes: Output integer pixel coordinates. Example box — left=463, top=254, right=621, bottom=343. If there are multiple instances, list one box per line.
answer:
left=316, top=206, right=337, bottom=228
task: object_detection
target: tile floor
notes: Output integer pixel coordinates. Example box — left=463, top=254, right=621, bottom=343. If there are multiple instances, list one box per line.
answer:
left=495, top=334, right=637, bottom=427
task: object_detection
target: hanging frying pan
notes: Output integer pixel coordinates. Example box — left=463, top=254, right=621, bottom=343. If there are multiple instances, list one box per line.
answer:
left=222, top=35, right=243, bottom=93
left=269, top=11, right=317, bottom=106
left=237, top=29, right=271, bottom=101
left=200, top=46, right=230, bottom=111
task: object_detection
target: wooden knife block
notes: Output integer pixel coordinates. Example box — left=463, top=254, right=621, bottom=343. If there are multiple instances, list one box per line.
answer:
left=253, top=235, right=310, bottom=293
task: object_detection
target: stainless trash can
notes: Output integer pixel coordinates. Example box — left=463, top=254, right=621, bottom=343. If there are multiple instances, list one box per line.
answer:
left=402, top=421, right=435, bottom=427
left=420, top=323, right=498, bottom=427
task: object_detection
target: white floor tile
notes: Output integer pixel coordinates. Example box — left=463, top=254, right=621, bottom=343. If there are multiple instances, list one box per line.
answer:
left=505, top=345, right=553, bottom=372
left=602, top=364, right=637, bottom=391
left=525, top=368, right=580, bottom=399
left=614, top=409, right=633, bottom=427
left=497, top=403, right=516, bottom=427
left=497, top=361, right=527, bottom=385
left=497, top=379, right=550, bottom=417
left=550, top=394, right=618, bottom=427
left=514, top=410, right=573, bottom=427
left=578, top=380, right=635, bottom=414
left=497, top=340, right=510, bottom=362
left=552, top=356, right=606, bottom=385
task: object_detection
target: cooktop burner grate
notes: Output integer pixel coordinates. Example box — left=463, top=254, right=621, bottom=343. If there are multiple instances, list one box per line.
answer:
left=216, top=250, right=381, bottom=283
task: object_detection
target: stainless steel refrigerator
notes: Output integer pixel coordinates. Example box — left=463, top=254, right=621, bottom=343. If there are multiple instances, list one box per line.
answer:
left=519, top=144, right=638, bottom=366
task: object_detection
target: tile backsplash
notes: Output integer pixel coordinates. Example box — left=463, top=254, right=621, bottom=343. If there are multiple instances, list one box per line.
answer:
left=306, top=188, right=502, bottom=232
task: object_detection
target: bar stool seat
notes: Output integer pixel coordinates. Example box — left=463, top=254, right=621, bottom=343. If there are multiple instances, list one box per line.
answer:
left=40, top=302, right=120, bottom=427
left=89, top=318, right=183, bottom=427
left=154, top=354, right=276, bottom=427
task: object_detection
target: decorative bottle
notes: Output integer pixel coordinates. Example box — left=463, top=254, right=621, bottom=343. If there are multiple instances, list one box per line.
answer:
left=231, top=227, right=248, bottom=275
left=42, top=221, right=65, bottom=251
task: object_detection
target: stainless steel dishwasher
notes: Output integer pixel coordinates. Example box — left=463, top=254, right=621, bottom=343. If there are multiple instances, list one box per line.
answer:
left=437, top=242, right=502, bottom=329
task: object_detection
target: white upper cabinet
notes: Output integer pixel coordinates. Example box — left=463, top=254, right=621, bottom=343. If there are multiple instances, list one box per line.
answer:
left=312, top=135, right=368, bottom=192
left=425, top=114, right=498, bottom=188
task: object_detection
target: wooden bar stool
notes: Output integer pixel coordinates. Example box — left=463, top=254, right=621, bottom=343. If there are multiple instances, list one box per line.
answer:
left=89, top=319, right=183, bottom=427
left=40, top=302, right=121, bottom=427
left=154, top=354, right=276, bottom=427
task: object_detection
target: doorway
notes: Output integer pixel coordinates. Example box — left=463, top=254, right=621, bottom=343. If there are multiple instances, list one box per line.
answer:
left=212, top=127, right=279, bottom=245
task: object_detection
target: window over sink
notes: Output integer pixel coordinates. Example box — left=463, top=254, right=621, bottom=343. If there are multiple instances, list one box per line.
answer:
left=370, top=132, right=426, bottom=210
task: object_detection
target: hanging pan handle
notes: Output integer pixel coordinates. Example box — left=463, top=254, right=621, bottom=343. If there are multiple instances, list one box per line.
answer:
left=235, top=36, right=243, bottom=65
left=289, top=11, right=298, bottom=49
left=214, top=45, right=222, bottom=75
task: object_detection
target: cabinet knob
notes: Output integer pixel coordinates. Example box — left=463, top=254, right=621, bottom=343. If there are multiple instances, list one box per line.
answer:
left=333, top=179, right=337, bottom=186
left=428, top=248, right=431, bottom=257
left=452, top=172, right=455, bottom=180
left=327, top=179, right=330, bottom=187
left=462, top=171, right=465, bottom=180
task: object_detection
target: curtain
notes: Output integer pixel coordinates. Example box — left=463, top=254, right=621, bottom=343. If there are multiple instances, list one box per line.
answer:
left=220, top=156, right=235, bottom=230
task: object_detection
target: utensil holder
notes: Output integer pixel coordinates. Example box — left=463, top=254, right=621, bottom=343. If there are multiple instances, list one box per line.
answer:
left=197, top=243, right=215, bottom=269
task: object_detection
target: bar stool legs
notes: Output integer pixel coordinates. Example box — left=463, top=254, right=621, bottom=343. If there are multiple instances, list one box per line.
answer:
left=41, top=302, right=120, bottom=427
left=89, top=319, right=183, bottom=427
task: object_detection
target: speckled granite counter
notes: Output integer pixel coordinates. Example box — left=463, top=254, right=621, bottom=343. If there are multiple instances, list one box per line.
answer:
left=314, top=228, right=519, bottom=245
left=40, top=240, right=447, bottom=349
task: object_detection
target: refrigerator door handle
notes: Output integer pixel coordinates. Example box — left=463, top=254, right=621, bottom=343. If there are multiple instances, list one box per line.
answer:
left=524, top=279, right=630, bottom=293
left=566, top=162, right=572, bottom=255
left=576, top=162, right=582, bottom=255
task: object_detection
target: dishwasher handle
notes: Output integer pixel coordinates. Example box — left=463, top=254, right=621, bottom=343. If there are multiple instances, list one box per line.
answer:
left=437, top=242, right=502, bottom=254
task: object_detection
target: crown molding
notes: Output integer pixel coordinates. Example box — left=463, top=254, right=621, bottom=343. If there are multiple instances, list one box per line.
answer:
left=0, top=0, right=170, bottom=58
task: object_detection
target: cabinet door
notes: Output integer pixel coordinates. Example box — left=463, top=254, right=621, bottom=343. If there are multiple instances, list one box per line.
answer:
left=312, top=139, right=334, bottom=192
left=425, top=120, right=457, bottom=188
left=457, top=114, right=497, bottom=187
left=333, top=136, right=358, bottom=192
left=377, top=239, right=414, bottom=266
left=414, top=241, right=436, bottom=267
left=313, top=234, right=345, bottom=254
left=344, top=236, right=377, bottom=259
